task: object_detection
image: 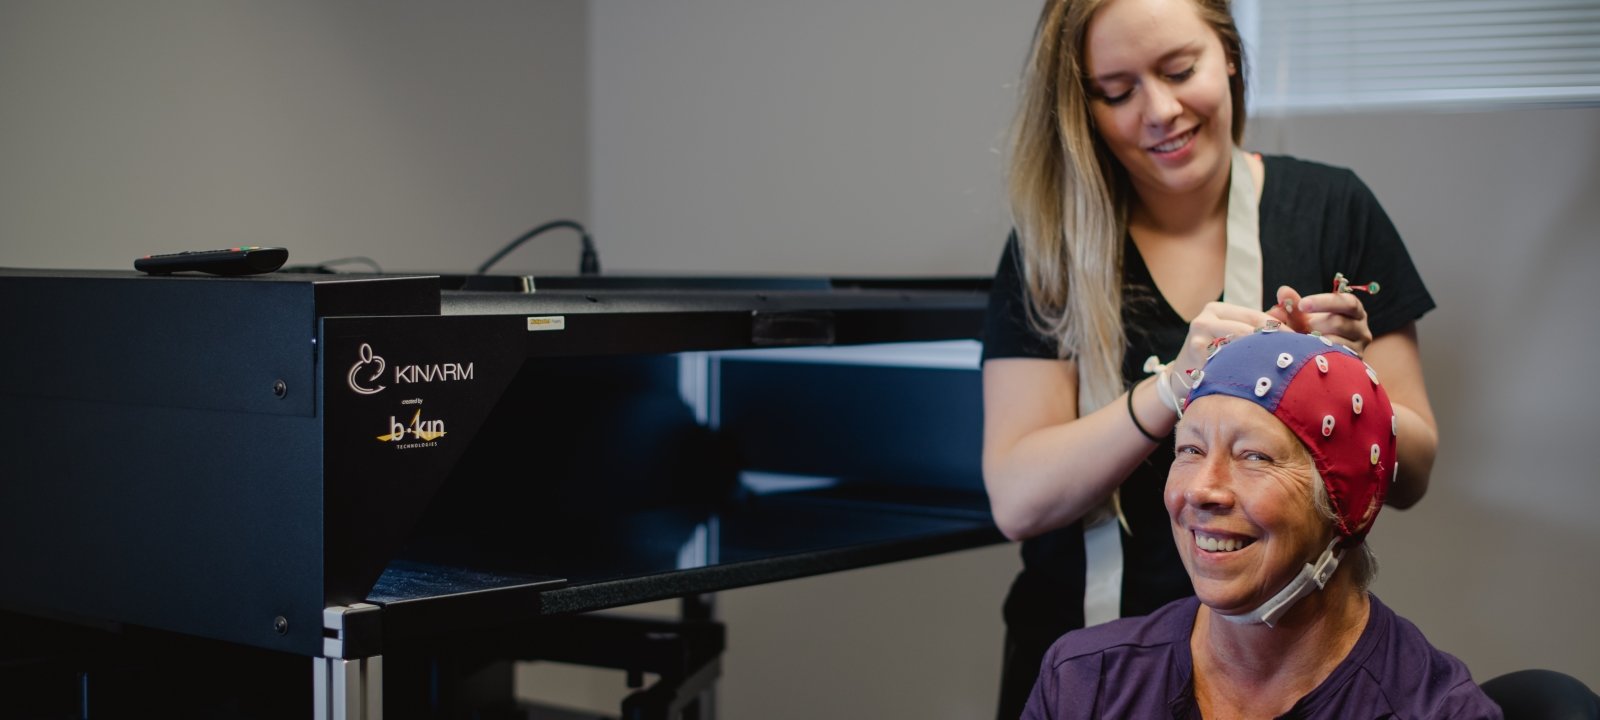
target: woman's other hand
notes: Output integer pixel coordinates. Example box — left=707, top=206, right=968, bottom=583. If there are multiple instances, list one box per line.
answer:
left=1268, top=285, right=1374, bottom=355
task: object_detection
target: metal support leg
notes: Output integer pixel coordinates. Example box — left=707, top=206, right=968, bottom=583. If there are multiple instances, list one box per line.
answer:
left=680, top=594, right=717, bottom=720
left=622, top=653, right=720, bottom=720
left=313, top=655, right=383, bottom=720
left=317, top=602, right=385, bottom=720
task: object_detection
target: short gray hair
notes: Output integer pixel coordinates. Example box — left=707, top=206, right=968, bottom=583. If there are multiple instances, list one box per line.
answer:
left=1311, top=467, right=1378, bottom=590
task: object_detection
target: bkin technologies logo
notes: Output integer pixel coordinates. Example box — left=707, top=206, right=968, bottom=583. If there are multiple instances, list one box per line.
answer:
left=376, top=408, right=448, bottom=450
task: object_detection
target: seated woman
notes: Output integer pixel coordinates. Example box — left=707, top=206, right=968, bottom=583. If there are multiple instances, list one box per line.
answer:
left=1023, top=330, right=1499, bottom=719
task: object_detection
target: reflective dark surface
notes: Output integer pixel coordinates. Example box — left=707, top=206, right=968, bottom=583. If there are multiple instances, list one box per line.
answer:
left=384, top=489, right=998, bottom=617
left=367, top=343, right=998, bottom=619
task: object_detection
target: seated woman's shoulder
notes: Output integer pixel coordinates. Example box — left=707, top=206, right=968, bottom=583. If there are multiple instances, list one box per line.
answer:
left=1356, top=596, right=1504, bottom=719
left=1042, top=596, right=1199, bottom=669
left=1025, top=598, right=1204, bottom=719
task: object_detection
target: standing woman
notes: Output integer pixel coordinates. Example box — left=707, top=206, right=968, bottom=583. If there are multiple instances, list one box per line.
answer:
left=981, top=0, right=1440, bottom=716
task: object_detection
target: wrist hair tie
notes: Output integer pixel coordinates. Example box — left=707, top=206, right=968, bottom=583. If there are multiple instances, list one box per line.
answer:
left=1126, top=380, right=1162, bottom=443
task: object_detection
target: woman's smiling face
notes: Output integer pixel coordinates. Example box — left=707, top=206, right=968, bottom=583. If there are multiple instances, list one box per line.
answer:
left=1165, top=395, right=1335, bottom=618
left=1082, top=0, right=1237, bottom=202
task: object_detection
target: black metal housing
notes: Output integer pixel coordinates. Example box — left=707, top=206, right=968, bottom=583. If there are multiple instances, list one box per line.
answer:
left=0, top=268, right=1001, bottom=672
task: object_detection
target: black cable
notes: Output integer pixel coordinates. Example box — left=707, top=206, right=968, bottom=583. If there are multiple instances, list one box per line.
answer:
left=280, top=256, right=384, bottom=274
left=477, top=219, right=600, bottom=276
left=318, top=256, right=384, bottom=273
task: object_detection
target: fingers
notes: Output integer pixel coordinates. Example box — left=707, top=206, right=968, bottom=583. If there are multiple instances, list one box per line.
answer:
left=1274, top=285, right=1304, bottom=313
left=1297, top=291, right=1366, bottom=319
left=1174, top=302, right=1272, bottom=371
left=1168, top=294, right=1377, bottom=372
left=1269, top=286, right=1310, bottom=332
left=1298, top=312, right=1374, bottom=351
left=1290, top=291, right=1373, bottom=351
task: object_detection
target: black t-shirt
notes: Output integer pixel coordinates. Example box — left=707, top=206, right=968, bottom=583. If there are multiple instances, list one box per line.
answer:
left=981, top=155, right=1436, bottom=638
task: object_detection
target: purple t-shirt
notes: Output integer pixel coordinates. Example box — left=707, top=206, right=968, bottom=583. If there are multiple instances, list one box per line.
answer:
left=1022, top=594, right=1502, bottom=719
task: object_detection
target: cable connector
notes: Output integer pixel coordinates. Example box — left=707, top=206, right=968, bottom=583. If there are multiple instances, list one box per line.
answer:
left=478, top=219, right=600, bottom=276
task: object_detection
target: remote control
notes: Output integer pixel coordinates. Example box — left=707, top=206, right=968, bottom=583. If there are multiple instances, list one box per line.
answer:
left=135, top=246, right=289, bottom=276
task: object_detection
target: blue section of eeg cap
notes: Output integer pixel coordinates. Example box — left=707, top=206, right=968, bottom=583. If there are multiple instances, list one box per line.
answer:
left=1186, top=331, right=1340, bottom=413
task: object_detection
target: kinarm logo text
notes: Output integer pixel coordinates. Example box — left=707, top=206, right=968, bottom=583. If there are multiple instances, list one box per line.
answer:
left=348, top=343, right=475, bottom=395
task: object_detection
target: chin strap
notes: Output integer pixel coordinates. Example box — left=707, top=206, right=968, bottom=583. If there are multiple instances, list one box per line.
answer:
left=1216, top=537, right=1345, bottom=628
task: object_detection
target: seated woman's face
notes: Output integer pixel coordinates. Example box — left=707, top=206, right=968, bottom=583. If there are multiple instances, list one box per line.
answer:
left=1165, top=395, right=1336, bottom=616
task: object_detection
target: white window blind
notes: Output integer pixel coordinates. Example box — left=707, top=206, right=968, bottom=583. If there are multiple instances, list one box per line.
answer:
left=1235, top=0, right=1600, bottom=112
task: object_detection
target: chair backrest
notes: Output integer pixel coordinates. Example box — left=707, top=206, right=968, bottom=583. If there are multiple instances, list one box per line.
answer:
left=1481, top=669, right=1600, bottom=720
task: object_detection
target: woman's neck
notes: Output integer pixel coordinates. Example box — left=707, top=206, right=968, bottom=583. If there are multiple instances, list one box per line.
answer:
left=1127, top=155, right=1234, bottom=237
left=1190, top=584, right=1371, bottom=719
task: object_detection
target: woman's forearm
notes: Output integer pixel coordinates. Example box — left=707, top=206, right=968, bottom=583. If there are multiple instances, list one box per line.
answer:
left=1386, top=402, right=1437, bottom=508
left=984, top=374, right=1176, bottom=540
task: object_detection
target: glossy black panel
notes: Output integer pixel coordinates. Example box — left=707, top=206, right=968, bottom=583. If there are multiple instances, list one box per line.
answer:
left=391, top=493, right=999, bottom=618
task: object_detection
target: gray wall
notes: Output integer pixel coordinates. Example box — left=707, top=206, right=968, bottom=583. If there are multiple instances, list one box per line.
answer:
left=0, top=1, right=590, bottom=274
left=589, top=0, right=1027, bottom=276
left=4, top=2, right=1598, bottom=718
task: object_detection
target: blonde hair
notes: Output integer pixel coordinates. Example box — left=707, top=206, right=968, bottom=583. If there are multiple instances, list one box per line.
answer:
left=1007, top=0, right=1248, bottom=416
